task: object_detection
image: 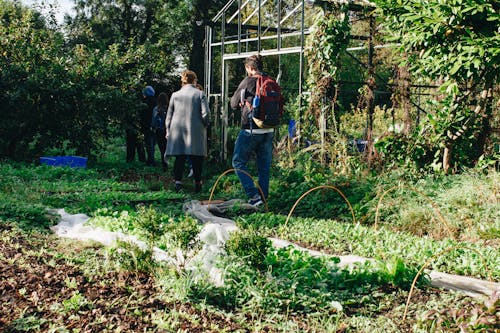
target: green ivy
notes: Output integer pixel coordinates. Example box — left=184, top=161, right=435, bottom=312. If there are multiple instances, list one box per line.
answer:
left=303, top=5, right=351, bottom=140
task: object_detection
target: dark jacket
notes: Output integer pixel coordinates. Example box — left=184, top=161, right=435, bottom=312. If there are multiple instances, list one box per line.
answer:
left=141, top=96, right=156, bottom=132
left=151, top=105, right=167, bottom=132
left=230, top=76, right=258, bottom=129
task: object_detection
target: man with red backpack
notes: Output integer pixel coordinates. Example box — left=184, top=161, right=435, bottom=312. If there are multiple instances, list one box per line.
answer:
left=230, top=54, right=284, bottom=207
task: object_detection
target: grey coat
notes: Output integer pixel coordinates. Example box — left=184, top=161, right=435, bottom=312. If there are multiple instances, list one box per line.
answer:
left=165, top=84, right=210, bottom=156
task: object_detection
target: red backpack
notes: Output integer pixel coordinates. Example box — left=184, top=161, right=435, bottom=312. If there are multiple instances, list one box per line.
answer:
left=251, top=74, right=284, bottom=128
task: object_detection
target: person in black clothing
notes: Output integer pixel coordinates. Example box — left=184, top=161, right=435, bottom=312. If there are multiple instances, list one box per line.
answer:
left=141, top=85, right=157, bottom=166
left=125, top=93, right=146, bottom=163
left=151, top=92, right=169, bottom=171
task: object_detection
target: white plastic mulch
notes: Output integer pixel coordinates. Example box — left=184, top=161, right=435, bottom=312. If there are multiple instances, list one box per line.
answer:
left=50, top=201, right=500, bottom=297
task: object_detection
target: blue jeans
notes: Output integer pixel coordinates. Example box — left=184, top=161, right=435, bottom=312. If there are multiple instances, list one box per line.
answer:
left=232, top=130, right=274, bottom=199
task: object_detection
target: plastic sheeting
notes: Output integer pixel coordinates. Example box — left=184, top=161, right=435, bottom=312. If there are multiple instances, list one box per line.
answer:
left=51, top=202, right=500, bottom=298
left=50, top=209, right=177, bottom=264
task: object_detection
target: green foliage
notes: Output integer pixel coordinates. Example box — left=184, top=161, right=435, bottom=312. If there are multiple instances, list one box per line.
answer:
left=106, top=239, right=158, bottom=274
left=240, top=212, right=500, bottom=280
left=89, top=206, right=200, bottom=252
left=133, top=205, right=165, bottom=248
left=60, top=292, right=92, bottom=313
left=0, top=1, right=145, bottom=160
left=224, top=229, right=272, bottom=270
left=10, top=315, right=48, bottom=332
left=375, top=0, right=499, bottom=83
left=162, top=215, right=201, bottom=250
left=67, top=0, right=192, bottom=82
left=331, top=257, right=426, bottom=291
left=194, top=245, right=423, bottom=316
left=374, top=0, right=500, bottom=170
left=418, top=292, right=500, bottom=332
left=0, top=159, right=184, bottom=230
left=0, top=0, right=199, bottom=161
left=303, top=6, right=351, bottom=139
left=269, top=160, right=374, bottom=220
left=375, top=131, right=433, bottom=171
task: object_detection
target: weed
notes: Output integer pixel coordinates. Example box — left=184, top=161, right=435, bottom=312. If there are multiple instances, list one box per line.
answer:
left=63, top=277, right=79, bottom=290
left=10, top=315, right=48, bottom=332
left=163, top=215, right=201, bottom=250
left=106, top=240, right=157, bottom=274
left=418, top=292, right=500, bottom=332
left=61, top=292, right=91, bottom=313
left=224, top=229, right=271, bottom=270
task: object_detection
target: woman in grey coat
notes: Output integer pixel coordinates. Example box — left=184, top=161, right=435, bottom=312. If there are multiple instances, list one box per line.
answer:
left=165, top=70, right=210, bottom=192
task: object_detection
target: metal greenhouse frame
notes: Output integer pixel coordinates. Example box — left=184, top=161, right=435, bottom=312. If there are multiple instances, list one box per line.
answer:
left=204, top=0, right=379, bottom=160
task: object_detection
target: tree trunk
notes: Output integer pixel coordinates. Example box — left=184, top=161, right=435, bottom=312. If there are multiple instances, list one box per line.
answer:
left=473, top=79, right=494, bottom=162
left=443, top=144, right=452, bottom=174
left=189, top=0, right=212, bottom=85
left=189, top=23, right=206, bottom=83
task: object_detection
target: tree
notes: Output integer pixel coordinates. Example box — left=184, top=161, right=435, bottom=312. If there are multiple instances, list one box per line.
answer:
left=0, top=0, right=143, bottom=160
left=188, top=0, right=228, bottom=85
left=375, top=0, right=500, bottom=172
left=66, top=0, right=192, bottom=86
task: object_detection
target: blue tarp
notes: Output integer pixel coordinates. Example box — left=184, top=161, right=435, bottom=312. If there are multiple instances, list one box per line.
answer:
left=40, top=156, right=87, bottom=168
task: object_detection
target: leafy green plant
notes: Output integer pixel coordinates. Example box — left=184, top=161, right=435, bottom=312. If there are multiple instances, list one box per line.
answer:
left=418, top=291, right=500, bottom=332
left=162, top=215, right=201, bottom=250
left=89, top=207, right=201, bottom=253
left=61, top=292, right=91, bottom=313
left=0, top=199, right=57, bottom=230
left=134, top=205, right=165, bottom=249
left=238, top=212, right=500, bottom=280
left=9, top=315, right=48, bottom=332
left=224, top=229, right=272, bottom=271
left=106, top=240, right=158, bottom=274
left=375, top=0, right=500, bottom=172
left=200, top=245, right=425, bottom=317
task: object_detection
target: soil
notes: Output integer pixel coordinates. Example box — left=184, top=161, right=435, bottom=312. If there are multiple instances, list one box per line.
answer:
left=0, top=223, right=243, bottom=332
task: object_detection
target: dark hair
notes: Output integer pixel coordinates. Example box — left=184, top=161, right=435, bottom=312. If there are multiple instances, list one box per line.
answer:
left=157, top=92, right=168, bottom=108
left=244, top=54, right=263, bottom=70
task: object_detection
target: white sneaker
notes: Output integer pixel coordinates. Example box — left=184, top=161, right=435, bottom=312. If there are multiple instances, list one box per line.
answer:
left=248, top=195, right=263, bottom=207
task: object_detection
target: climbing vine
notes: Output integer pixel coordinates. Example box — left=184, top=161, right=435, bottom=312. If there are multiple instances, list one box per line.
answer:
left=302, top=4, right=351, bottom=140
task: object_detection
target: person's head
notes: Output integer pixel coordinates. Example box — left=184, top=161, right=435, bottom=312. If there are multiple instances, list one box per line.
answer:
left=244, top=54, right=263, bottom=75
left=157, top=92, right=168, bottom=107
left=181, top=70, right=197, bottom=85
left=142, top=85, right=155, bottom=97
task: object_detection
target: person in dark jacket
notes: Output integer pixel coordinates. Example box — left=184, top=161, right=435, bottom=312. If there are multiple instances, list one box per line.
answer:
left=141, top=85, right=156, bottom=166
left=151, top=92, right=169, bottom=171
left=125, top=89, right=146, bottom=163
left=230, top=54, right=273, bottom=207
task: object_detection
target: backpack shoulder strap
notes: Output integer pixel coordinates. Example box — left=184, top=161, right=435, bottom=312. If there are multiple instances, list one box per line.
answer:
left=254, top=74, right=264, bottom=97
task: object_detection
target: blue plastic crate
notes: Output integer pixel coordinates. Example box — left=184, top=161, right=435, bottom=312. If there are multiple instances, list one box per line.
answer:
left=40, top=156, right=87, bottom=168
